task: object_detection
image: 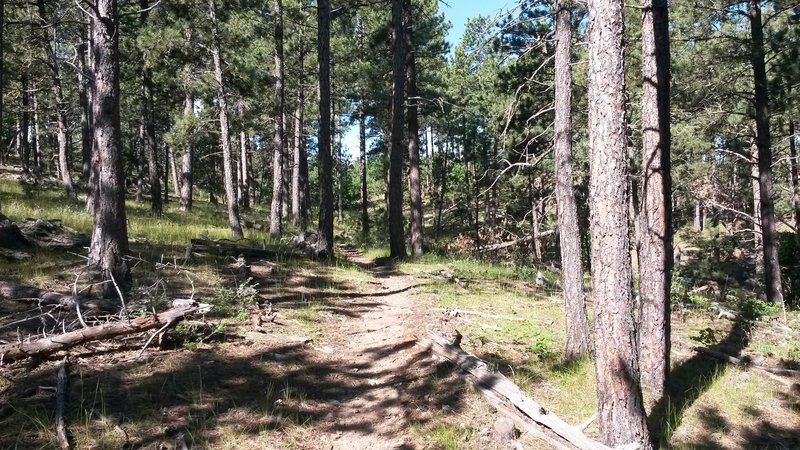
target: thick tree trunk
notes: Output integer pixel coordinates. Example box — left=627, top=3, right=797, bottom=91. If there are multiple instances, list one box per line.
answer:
left=637, top=0, right=672, bottom=399
left=749, top=0, right=783, bottom=306
left=88, top=0, right=131, bottom=296
left=388, top=0, right=407, bottom=258
left=359, top=99, right=369, bottom=238
left=404, top=0, right=423, bottom=257
left=751, top=140, right=764, bottom=275
left=77, top=41, right=92, bottom=184
left=317, top=0, right=334, bottom=257
left=209, top=0, right=243, bottom=240
left=554, top=0, right=591, bottom=361
left=270, top=0, right=285, bottom=237
left=586, top=0, right=651, bottom=447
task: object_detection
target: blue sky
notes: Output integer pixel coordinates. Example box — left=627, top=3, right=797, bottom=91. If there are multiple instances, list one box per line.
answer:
left=340, top=1, right=514, bottom=157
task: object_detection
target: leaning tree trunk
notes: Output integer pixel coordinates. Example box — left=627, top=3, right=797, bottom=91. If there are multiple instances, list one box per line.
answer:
left=88, top=0, right=131, bottom=296
left=586, top=0, right=651, bottom=447
left=317, top=0, right=334, bottom=257
left=388, top=0, right=407, bottom=259
left=270, top=0, right=286, bottom=237
left=749, top=0, right=784, bottom=307
left=637, top=0, right=672, bottom=398
left=553, top=0, right=591, bottom=361
left=404, top=0, right=423, bottom=257
left=209, top=0, right=243, bottom=240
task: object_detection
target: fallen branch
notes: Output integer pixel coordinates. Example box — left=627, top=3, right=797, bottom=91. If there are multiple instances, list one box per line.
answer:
left=0, top=301, right=211, bottom=363
left=692, top=345, right=800, bottom=378
left=189, top=236, right=284, bottom=259
left=478, top=230, right=555, bottom=253
left=431, top=307, right=525, bottom=322
left=425, top=332, right=629, bottom=450
left=55, top=358, right=69, bottom=450
left=0, top=281, right=117, bottom=313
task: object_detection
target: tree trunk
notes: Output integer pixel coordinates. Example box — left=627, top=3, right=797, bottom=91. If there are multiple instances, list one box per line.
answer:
left=36, top=0, right=75, bottom=199
left=238, top=99, right=250, bottom=211
left=20, top=72, right=30, bottom=174
left=168, top=146, right=180, bottom=197
left=179, top=94, right=194, bottom=211
left=88, top=0, right=131, bottom=296
left=693, top=200, right=703, bottom=232
left=528, top=173, right=543, bottom=261
left=586, top=0, right=651, bottom=447
left=637, top=0, right=672, bottom=399
left=554, top=0, right=591, bottom=361
left=316, top=0, right=334, bottom=257
left=388, top=0, right=407, bottom=258
left=749, top=0, right=784, bottom=307
left=270, top=0, right=285, bottom=237
left=283, top=107, right=292, bottom=220
left=790, top=116, right=800, bottom=235
left=32, top=89, right=42, bottom=176
left=751, top=140, right=764, bottom=275
left=209, top=0, right=243, bottom=240
left=140, top=0, right=161, bottom=216
left=291, top=74, right=304, bottom=228
left=435, top=135, right=449, bottom=240
left=359, top=98, right=369, bottom=238
left=77, top=41, right=92, bottom=184
left=404, top=0, right=423, bottom=257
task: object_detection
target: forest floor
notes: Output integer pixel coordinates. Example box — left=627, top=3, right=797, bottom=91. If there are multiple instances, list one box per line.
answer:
left=1, top=172, right=800, bottom=449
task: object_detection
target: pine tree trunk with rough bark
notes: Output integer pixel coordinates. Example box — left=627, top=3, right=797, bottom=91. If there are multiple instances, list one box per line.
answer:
left=554, top=0, right=591, bottom=361
left=586, top=0, right=651, bottom=447
left=88, top=0, right=130, bottom=296
left=238, top=99, right=250, bottom=211
left=388, top=0, right=407, bottom=259
left=179, top=93, right=194, bottom=211
left=140, top=0, right=161, bottom=216
left=270, top=0, right=285, bottom=238
left=637, top=0, right=672, bottom=399
left=749, top=0, right=784, bottom=307
left=751, top=140, right=764, bottom=275
left=77, top=41, right=92, bottom=184
left=316, top=0, right=334, bottom=257
left=209, top=0, right=243, bottom=240
left=404, top=0, right=423, bottom=257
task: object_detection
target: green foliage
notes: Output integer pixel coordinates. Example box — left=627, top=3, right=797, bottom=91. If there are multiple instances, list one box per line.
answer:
left=210, top=277, right=259, bottom=320
left=738, top=298, right=780, bottom=321
left=690, top=327, right=718, bottom=346
left=778, top=232, right=800, bottom=307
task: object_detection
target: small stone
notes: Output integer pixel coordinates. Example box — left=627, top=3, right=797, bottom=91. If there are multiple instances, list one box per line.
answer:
left=493, top=416, right=517, bottom=442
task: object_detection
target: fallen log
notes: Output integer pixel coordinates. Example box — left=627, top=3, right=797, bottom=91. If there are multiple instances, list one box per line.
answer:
left=426, top=332, right=632, bottom=450
left=189, top=236, right=284, bottom=259
left=0, top=301, right=211, bottom=363
left=479, top=230, right=555, bottom=253
left=692, top=345, right=800, bottom=378
left=0, top=281, right=117, bottom=312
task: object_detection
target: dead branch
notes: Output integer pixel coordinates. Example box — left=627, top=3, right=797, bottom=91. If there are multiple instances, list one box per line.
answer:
left=55, top=358, right=69, bottom=450
left=0, top=302, right=211, bottom=363
left=425, top=333, right=626, bottom=450
left=189, top=236, right=285, bottom=259
left=478, top=230, right=555, bottom=253
left=0, top=281, right=117, bottom=313
left=692, top=345, right=800, bottom=378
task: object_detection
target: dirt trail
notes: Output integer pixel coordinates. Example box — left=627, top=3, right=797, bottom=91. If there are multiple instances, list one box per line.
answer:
left=307, top=248, right=431, bottom=449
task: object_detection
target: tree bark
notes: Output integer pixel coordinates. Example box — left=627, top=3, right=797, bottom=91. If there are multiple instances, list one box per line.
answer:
left=20, top=71, right=31, bottom=174
left=270, top=0, right=286, bottom=237
left=179, top=93, right=194, bottom=211
left=209, top=0, right=243, bottom=240
left=88, top=0, right=131, bottom=296
left=404, top=0, right=423, bottom=257
left=790, top=116, right=800, bottom=235
left=553, top=0, right=591, bottom=361
left=77, top=41, right=92, bottom=184
left=239, top=107, right=251, bottom=211
left=291, top=76, right=305, bottom=229
left=637, top=0, right=672, bottom=399
left=388, top=0, right=407, bottom=258
left=317, top=0, right=334, bottom=257
left=751, top=140, right=764, bottom=275
left=749, top=0, right=784, bottom=306
left=359, top=98, right=369, bottom=238
left=586, top=0, right=651, bottom=447
left=37, top=0, right=75, bottom=199
left=168, top=146, right=180, bottom=198
left=140, top=0, right=161, bottom=216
